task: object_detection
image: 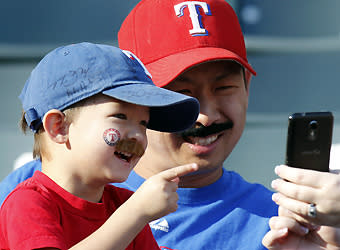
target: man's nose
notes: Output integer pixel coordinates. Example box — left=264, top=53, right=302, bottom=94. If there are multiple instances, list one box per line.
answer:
left=196, top=96, right=222, bottom=127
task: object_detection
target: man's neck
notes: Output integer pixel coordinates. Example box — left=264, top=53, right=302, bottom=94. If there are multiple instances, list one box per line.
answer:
left=133, top=163, right=223, bottom=188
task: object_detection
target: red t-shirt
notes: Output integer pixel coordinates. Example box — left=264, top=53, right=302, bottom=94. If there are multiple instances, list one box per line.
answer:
left=0, top=171, right=159, bottom=250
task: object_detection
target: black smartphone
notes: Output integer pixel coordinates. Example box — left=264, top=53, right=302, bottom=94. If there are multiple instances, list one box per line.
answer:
left=285, top=112, right=333, bottom=172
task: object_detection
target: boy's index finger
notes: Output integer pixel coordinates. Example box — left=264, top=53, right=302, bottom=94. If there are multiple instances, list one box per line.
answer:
left=160, top=163, right=198, bottom=181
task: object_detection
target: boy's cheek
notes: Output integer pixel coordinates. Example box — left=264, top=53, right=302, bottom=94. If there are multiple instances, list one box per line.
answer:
left=103, top=128, right=121, bottom=146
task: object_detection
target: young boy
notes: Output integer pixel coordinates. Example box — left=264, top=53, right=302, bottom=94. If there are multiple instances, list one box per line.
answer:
left=0, top=42, right=199, bottom=250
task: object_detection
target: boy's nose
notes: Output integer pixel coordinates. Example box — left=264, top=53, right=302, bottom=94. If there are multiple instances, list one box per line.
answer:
left=125, top=126, right=146, bottom=145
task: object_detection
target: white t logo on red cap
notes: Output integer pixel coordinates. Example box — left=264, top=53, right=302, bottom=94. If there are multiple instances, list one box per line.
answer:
left=174, top=1, right=211, bottom=36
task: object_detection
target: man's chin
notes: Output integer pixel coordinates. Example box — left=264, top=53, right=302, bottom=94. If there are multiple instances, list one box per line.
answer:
left=178, top=165, right=224, bottom=187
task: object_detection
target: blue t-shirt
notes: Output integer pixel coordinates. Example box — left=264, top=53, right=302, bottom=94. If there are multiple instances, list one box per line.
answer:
left=0, top=160, right=42, bottom=205
left=0, top=160, right=278, bottom=249
left=117, top=170, right=277, bottom=250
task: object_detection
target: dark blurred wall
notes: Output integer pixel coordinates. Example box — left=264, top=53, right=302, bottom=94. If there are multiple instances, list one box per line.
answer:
left=0, top=0, right=140, bottom=45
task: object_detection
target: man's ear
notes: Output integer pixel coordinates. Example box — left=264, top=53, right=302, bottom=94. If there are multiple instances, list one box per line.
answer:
left=43, top=109, right=69, bottom=144
left=245, top=70, right=252, bottom=85
left=245, top=70, right=252, bottom=96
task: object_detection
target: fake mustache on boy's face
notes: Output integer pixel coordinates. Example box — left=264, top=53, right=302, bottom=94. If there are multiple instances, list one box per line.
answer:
left=179, top=121, right=234, bottom=138
left=115, top=139, right=145, bottom=157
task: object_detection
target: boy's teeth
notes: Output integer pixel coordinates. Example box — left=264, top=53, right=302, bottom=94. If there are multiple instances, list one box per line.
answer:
left=117, top=151, right=132, bottom=158
left=188, top=135, right=218, bottom=145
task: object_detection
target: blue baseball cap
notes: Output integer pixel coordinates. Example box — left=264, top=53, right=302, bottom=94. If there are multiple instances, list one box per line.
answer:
left=19, top=42, right=199, bottom=133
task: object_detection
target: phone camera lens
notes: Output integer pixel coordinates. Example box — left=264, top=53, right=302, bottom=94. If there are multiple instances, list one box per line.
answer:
left=309, top=120, right=318, bottom=130
left=308, top=120, right=318, bottom=141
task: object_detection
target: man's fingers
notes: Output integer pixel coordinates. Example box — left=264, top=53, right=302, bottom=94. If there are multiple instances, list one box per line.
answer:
left=160, top=163, right=198, bottom=181
left=270, top=215, right=310, bottom=236
left=271, top=178, right=316, bottom=203
left=275, top=165, right=328, bottom=188
left=279, top=206, right=320, bottom=232
left=262, top=228, right=288, bottom=249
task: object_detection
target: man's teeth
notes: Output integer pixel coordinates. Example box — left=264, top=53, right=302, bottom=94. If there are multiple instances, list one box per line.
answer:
left=188, top=134, right=218, bottom=145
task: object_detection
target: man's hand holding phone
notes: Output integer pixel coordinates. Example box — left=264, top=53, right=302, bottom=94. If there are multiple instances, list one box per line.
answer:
left=264, top=164, right=340, bottom=249
left=271, top=112, right=340, bottom=224
left=271, top=165, right=340, bottom=228
left=262, top=114, right=340, bottom=248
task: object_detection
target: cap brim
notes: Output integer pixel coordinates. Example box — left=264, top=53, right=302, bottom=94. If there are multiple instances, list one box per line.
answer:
left=102, top=83, right=199, bottom=132
left=146, top=47, right=256, bottom=87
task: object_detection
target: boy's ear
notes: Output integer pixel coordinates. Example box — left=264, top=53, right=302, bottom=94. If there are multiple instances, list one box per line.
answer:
left=43, top=109, right=69, bottom=144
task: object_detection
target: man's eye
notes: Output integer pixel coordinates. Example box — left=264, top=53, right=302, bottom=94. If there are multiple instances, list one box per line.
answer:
left=176, top=89, right=192, bottom=95
left=112, top=113, right=127, bottom=120
left=216, top=85, right=236, bottom=91
left=217, top=85, right=231, bottom=89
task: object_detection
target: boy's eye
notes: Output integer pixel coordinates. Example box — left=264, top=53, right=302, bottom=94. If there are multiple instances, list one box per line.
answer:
left=112, top=114, right=148, bottom=127
left=112, top=113, right=127, bottom=120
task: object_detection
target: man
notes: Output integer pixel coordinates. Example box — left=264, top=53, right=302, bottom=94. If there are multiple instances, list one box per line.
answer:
left=116, top=1, right=276, bottom=249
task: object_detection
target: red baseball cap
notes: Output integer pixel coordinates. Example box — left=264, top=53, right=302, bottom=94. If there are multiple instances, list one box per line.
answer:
left=118, top=0, right=256, bottom=87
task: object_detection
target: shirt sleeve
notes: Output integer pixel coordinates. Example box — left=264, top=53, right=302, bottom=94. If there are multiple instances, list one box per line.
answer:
left=0, top=187, right=67, bottom=250
left=132, top=224, right=160, bottom=250
left=0, top=160, right=41, bottom=206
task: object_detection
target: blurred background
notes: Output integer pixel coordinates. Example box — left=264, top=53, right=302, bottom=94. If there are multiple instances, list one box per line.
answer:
left=1, top=0, right=340, bottom=189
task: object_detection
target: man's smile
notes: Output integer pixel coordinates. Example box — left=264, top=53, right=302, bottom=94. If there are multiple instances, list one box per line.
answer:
left=185, top=134, right=219, bottom=146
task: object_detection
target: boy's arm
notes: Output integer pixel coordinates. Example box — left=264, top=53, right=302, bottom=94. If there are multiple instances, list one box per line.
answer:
left=69, top=163, right=197, bottom=250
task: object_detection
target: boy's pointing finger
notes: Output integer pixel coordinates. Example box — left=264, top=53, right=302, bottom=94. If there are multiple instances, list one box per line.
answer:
left=160, top=163, right=198, bottom=182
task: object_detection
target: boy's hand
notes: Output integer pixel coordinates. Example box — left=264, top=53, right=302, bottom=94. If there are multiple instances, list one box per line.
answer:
left=130, top=163, right=198, bottom=221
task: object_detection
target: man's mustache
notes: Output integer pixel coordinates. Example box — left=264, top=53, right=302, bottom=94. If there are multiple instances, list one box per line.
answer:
left=179, top=121, right=233, bottom=138
left=115, top=139, right=145, bottom=157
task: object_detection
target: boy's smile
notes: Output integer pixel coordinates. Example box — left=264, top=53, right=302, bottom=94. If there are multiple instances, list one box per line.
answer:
left=114, top=139, right=145, bottom=164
